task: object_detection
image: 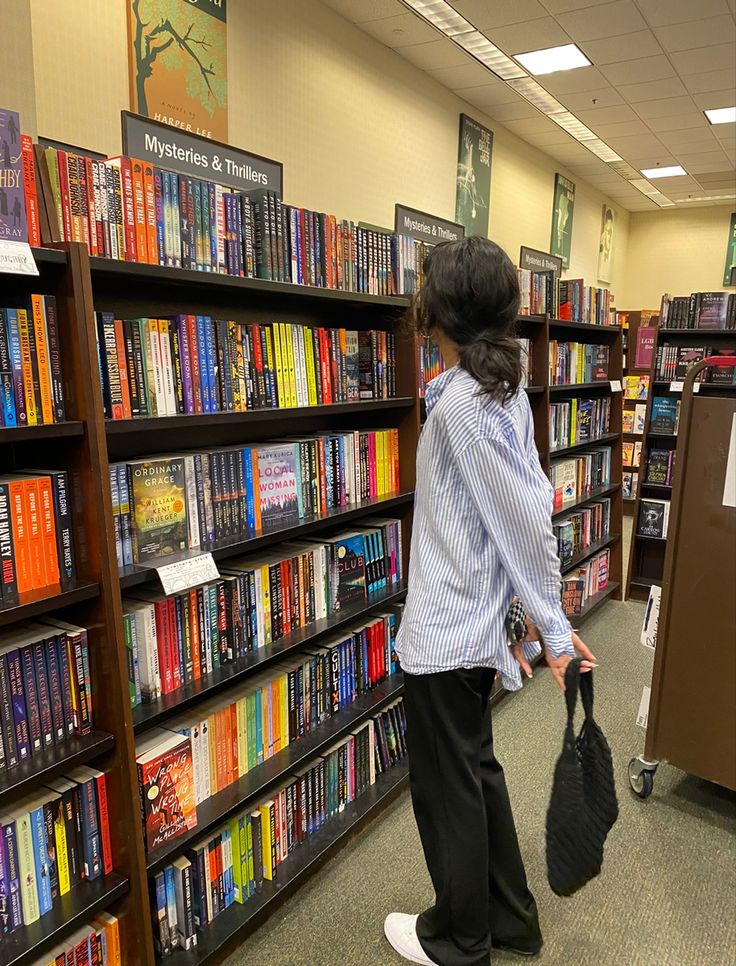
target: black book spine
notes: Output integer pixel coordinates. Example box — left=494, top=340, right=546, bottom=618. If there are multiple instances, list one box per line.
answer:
left=0, top=481, right=18, bottom=603
left=45, top=634, right=66, bottom=742
left=169, top=322, right=185, bottom=414
left=32, top=641, right=54, bottom=748
left=129, top=320, right=149, bottom=416
left=43, top=296, right=66, bottom=422
left=121, top=319, right=141, bottom=417
left=0, top=655, right=18, bottom=767
left=209, top=450, right=224, bottom=541
left=20, top=644, right=42, bottom=753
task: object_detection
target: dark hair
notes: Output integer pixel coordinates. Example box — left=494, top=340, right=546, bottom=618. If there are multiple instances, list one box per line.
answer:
left=410, top=236, right=521, bottom=404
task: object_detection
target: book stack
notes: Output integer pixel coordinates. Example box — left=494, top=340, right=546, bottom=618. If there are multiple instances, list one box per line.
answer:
left=561, top=548, right=610, bottom=616
left=548, top=397, right=611, bottom=450
left=517, top=269, right=558, bottom=317
left=122, top=521, right=403, bottom=705
left=0, top=766, right=112, bottom=934
left=654, top=344, right=736, bottom=384
left=0, top=470, right=76, bottom=604
left=557, top=281, right=613, bottom=326
left=24, top=914, right=121, bottom=965
left=550, top=447, right=612, bottom=514
left=149, top=697, right=407, bottom=954
left=0, top=296, right=66, bottom=428
left=549, top=342, right=609, bottom=385
left=0, top=619, right=92, bottom=771
left=650, top=397, right=680, bottom=435
left=417, top=336, right=444, bottom=398
left=659, top=291, right=736, bottom=329
left=622, top=441, right=642, bottom=469
left=96, top=315, right=397, bottom=420
left=110, top=435, right=401, bottom=567
left=553, top=498, right=611, bottom=567
left=638, top=499, right=670, bottom=539
left=646, top=449, right=676, bottom=486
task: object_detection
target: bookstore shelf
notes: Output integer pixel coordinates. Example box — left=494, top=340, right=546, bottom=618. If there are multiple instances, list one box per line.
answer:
left=637, top=534, right=667, bottom=543
left=0, top=580, right=100, bottom=628
left=549, top=381, right=614, bottom=395
left=145, top=675, right=406, bottom=875
left=0, top=731, right=114, bottom=807
left=132, top=581, right=408, bottom=734
left=105, top=398, right=415, bottom=435
left=550, top=432, right=620, bottom=457
left=3, top=873, right=129, bottom=966
left=630, top=576, right=659, bottom=591
left=524, top=385, right=545, bottom=395
left=548, top=320, right=621, bottom=335
left=88, top=256, right=409, bottom=308
left=561, top=533, right=621, bottom=577
left=29, top=246, right=68, bottom=267
left=653, top=380, right=733, bottom=393
left=641, top=482, right=672, bottom=492
left=576, top=581, right=621, bottom=624
left=657, top=328, right=735, bottom=337
left=551, top=483, right=619, bottom=522
left=118, top=492, right=415, bottom=589
left=0, top=421, right=85, bottom=443
left=163, top=760, right=410, bottom=965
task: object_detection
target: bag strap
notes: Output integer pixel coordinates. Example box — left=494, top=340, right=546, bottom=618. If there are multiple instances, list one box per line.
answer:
left=579, top=664, right=595, bottom=720
left=564, top=657, right=582, bottom=723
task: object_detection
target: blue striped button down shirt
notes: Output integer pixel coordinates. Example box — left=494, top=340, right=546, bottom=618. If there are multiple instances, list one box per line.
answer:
left=396, top=366, right=574, bottom=691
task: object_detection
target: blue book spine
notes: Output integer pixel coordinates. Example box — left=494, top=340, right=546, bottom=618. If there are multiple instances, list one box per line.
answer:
left=195, top=316, right=211, bottom=413
left=77, top=778, right=102, bottom=880
left=338, top=641, right=346, bottom=709
left=204, top=317, right=218, bottom=412
left=388, top=613, right=397, bottom=675
left=154, top=168, right=166, bottom=266
left=223, top=194, right=234, bottom=277
left=349, top=637, right=357, bottom=702
left=233, top=192, right=244, bottom=276
left=220, top=321, right=233, bottom=412
left=5, top=309, right=26, bottom=426
left=361, top=628, right=369, bottom=690
left=174, top=596, right=185, bottom=684
left=117, top=463, right=133, bottom=567
left=154, top=870, right=170, bottom=953
left=336, top=435, right=346, bottom=505
left=209, top=183, right=218, bottom=272
left=207, top=583, right=219, bottom=670
left=242, top=448, right=256, bottom=535
left=0, top=310, right=17, bottom=428
left=2, top=821, right=22, bottom=932
left=164, top=864, right=178, bottom=943
left=29, top=802, right=52, bottom=915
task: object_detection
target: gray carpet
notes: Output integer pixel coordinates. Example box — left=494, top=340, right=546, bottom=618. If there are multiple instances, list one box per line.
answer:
left=226, top=523, right=736, bottom=965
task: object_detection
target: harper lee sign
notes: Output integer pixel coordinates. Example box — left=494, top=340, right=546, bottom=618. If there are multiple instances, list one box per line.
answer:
left=519, top=246, right=563, bottom=278
left=394, top=204, right=465, bottom=244
left=122, top=111, right=283, bottom=194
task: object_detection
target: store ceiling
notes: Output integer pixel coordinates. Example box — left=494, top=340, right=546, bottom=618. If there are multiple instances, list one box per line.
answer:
left=321, top=0, right=736, bottom=211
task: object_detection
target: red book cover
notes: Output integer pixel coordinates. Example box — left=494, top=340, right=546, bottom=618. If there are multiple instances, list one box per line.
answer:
left=154, top=598, right=173, bottom=695
left=167, top=596, right=181, bottom=690
left=142, top=161, right=158, bottom=265
left=189, top=589, right=201, bottom=681
left=113, top=319, right=132, bottom=419
left=635, top=326, right=656, bottom=369
left=84, top=157, right=100, bottom=256
left=137, top=730, right=196, bottom=852
left=20, top=134, right=41, bottom=246
left=21, top=476, right=46, bottom=588
left=106, top=158, right=137, bottom=261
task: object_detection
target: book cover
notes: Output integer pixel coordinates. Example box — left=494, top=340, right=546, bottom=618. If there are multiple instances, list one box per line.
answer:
left=696, top=292, right=730, bottom=329
left=638, top=499, right=669, bottom=539
left=651, top=396, right=678, bottom=434
left=136, top=729, right=197, bottom=853
left=634, top=404, right=647, bottom=434
left=329, top=532, right=367, bottom=609
left=622, top=471, right=637, bottom=500
left=634, top=325, right=656, bottom=368
left=622, top=441, right=635, bottom=467
left=257, top=445, right=299, bottom=530
left=0, top=109, right=27, bottom=242
left=622, top=410, right=635, bottom=434
left=676, top=346, right=705, bottom=380
left=128, top=456, right=188, bottom=562
left=561, top=577, right=585, bottom=617
left=647, top=449, right=671, bottom=484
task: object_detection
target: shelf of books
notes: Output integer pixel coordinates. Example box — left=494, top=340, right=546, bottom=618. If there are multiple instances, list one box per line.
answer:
left=617, top=309, right=659, bottom=512
left=625, top=291, right=736, bottom=599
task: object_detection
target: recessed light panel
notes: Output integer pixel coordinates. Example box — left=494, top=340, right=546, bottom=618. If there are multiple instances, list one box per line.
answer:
left=401, top=0, right=474, bottom=36
left=640, top=166, right=687, bottom=178
left=514, top=44, right=591, bottom=77
left=704, top=107, right=736, bottom=125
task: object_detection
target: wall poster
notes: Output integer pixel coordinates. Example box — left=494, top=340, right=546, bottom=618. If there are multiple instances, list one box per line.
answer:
left=723, top=212, right=736, bottom=287
left=550, top=173, right=575, bottom=269
left=598, top=203, right=615, bottom=283
left=455, top=114, right=493, bottom=237
left=127, top=0, right=228, bottom=142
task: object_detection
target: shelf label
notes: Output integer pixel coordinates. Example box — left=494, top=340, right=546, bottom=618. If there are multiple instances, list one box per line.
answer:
left=154, top=553, right=220, bottom=595
left=669, top=381, right=683, bottom=392
left=394, top=204, right=464, bottom=243
left=609, top=379, right=622, bottom=392
left=636, top=686, right=651, bottom=729
left=0, top=240, right=39, bottom=276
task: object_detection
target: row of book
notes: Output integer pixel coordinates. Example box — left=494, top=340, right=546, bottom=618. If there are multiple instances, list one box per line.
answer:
left=622, top=405, right=646, bottom=435
left=122, top=520, right=403, bottom=704
left=0, top=618, right=92, bottom=772
left=550, top=447, right=612, bottom=515
left=96, top=315, right=397, bottom=420
left=645, top=448, right=676, bottom=487
left=561, top=548, right=610, bottom=617
left=549, top=342, right=609, bottom=386
left=395, top=237, right=432, bottom=296
left=554, top=498, right=611, bottom=570
left=0, top=296, right=66, bottom=428
left=135, top=612, right=402, bottom=854
left=517, top=269, right=557, bottom=318
left=0, top=470, right=76, bottom=603
left=109, top=433, right=401, bottom=567
left=548, top=397, right=611, bottom=451
left=650, top=397, right=680, bottom=435
left=417, top=337, right=444, bottom=399
left=659, top=291, right=736, bottom=330
left=24, top=914, right=121, bottom=966
left=654, top=345, right=736, bottom=383
left=0, top=766, right=112, bottom=933
left=150, top=698, right=407, bottom=954
left=638, top=499, right=671, bottom=540
left=622, top=440, right=642, bottom=469
left=557, top=281, right=614, bottom=327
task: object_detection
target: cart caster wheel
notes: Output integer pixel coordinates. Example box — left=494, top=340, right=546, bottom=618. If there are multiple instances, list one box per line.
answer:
left=628, top=758, right=654, bottom=799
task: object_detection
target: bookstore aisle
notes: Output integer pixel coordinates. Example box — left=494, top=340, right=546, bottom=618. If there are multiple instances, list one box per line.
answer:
left=224, top=566, right=736, bottom=966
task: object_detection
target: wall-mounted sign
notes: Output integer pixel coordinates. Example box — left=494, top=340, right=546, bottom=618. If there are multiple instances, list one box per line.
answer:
left=598, top=203, right=615, bottom=283
left=394, top=204, right=465, bottom=244
left=455, top=113, right=493, bottom=237
left=723, top=212, right=736, bottom=287
left=122, top=112, right=283, bottom=194
left=550, top=173, right=575, bottom=269
left=519, top=246, right=563, bottom=277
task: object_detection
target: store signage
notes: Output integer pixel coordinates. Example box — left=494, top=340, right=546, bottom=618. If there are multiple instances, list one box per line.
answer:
left=394, top=204, right=465, bottom=244
left=519, top=246, right=563, bottom=277
left=122, top=112, right=283, bottom=194
left=151, top=552, right=220, bottom=595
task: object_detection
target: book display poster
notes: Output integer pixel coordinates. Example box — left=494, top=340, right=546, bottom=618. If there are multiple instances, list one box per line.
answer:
left=455, top=114, right=492, bottom=237
left=598, top=204, right=615, bottom=283
left=635, top=326, right=656, bottom=369
left=0, top=108, right=27, bottom=241
left=724, top=212, right=736, bottom=287
left=550, top=173, right=575, bottom=269
left=127, top=0, right=228, bottom=142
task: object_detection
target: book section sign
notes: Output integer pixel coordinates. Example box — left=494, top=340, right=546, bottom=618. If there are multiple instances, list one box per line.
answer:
left=0, top=107, right=38, bottom=275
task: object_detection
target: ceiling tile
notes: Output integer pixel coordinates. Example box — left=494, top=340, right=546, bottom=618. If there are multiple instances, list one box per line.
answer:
left=628, top=153, right=679, bottom=169
left=585, top=118, right=653, bottom=138
left=632, top=173, right=702, bottom=191
left=523, top=129, right=579, bottom=146
left=576, top=103, right=641, bottom=125
left=677, top=150, right=733, bottom=173
left=539, top=66, right=611, bottom=94
left=652, top=15, right=736, bottom=52
left=455, top=82, right=524, bottom=109
left=320, top=0, right=404, bottom=23
left=399, top=39, right=470, bottom=71
left=636, top=0, right=732, bottom=27
left=560, top=86, right=625, bottom=110
left=635, top=95, right=700, bottom=119
left=695, top=170, right=736, bottom=185
left=548, top=141, right=600, bottom=161
left=670, top=43, right=736, bottom=74
left=356, top=12, right=439, bottom=47
left=599, top=54, right=675, bottom=86
left=692, top=89, right=736, bottom=111
left=606, top=132, right=670, bottom=155
left=683, top=69, right=736, bottom=95
left=646, top=112, right=712, bottom=132
left=579, top=29, right=663, bottom=64
left=486, top=17, right=572, bottom=54
left=425, top=62, right=497, bottom=90
left=618, top=76, right=689, bottom=102
left=556, top=1, right=648, bottom=41
left=452, top=0, right=549, bottom=29
left=503, top=115, right=572, bottom=136
left=540, top=0, right=614, bottom=12
left=658, top=129, right=722, bottom=151
left=483, top=99, right=541, bottom=121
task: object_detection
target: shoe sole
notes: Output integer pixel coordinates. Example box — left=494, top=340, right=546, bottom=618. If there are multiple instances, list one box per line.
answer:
left=492, top=943, right=542, bottom=958
left=384, top=921, right=434, bottom=965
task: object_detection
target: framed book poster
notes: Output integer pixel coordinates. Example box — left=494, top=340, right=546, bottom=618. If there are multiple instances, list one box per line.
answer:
left=550, top=173, right=575, bottom=269
left=126, top=0, right=228, bottom=142
left=455, top=114, right=493, bottom=237
left=723, top=211, right=736, bottom=287
left=598, top=203, right=615, bottom=283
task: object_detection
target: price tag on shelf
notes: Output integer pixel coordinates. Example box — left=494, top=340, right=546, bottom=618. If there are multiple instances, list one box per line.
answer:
left=0, top=240, right=39, bottom=276
left=609, top=380, right=622, bottom=392
left=669, top=381, right=684, bottom=393
left=153, top=553, right=220, bottom=595
left=693, top=383, right=700, bottom=393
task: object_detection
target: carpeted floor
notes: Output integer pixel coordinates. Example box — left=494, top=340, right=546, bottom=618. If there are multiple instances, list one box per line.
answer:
left=226, top=521, right=736, bottom=966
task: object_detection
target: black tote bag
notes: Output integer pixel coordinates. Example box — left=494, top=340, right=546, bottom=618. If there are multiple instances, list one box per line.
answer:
left=546, top=658, right=618, bottom=897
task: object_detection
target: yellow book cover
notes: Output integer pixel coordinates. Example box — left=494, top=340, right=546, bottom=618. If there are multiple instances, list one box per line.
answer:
left=30, top=295, right=54, bottom=424
left=378, top=431, right=386, bottom=497
left=303, top=328, right=318, bottom=405
left=571, top=397, right=578, bottom=445
left=281, top=674, right=289, bottom=748
left=271, top=322, right=285, bottom=409
left=391, top=428, right=400, bottom=492
left=284, top=323, right=297, bottom=408
left=262, top=326, right=276, bottom=408
left=245, top=814, right=255, bottom=897
left=54, top=797, right=71, bottom=896
left=17, top=309, right=38, bottom=425
left=236, top=696, right=248, bottom=778
left=14, top=806, right=40, bottom=925
left=259, top=801, right=274, bottom=880
left=128, top=455, right=188, bottom=563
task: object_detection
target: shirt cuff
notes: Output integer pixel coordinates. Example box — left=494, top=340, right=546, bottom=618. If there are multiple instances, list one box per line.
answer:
left=541, top=628, right=575, bottom=658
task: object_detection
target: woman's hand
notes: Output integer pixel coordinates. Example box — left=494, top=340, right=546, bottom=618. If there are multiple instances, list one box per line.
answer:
left=546, top=632, right=597, bottom=691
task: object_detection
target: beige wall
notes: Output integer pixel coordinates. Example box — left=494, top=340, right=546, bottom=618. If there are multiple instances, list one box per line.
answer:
left=622, top=205, right=735, bottom=309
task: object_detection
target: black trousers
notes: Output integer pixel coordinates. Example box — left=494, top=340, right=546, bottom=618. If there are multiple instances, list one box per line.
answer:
left=404, top=668, right=542, bottom=966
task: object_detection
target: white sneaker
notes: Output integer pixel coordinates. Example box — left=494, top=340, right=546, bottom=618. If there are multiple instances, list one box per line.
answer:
left=384, top=913, right=438, bottom=965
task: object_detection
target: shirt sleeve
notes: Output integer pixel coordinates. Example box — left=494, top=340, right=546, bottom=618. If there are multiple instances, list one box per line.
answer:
left=456, top=435, right=575, bottom=658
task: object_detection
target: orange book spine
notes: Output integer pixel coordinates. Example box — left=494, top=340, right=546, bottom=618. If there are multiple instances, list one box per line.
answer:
left=34, top=474, right=60, bottom=586
left=113, top=318, right=132, bottom=419
left=30, top=295, right=54, bottom=425
left=130, top=159, right=148, bottom=264
left=142, top=161, right=158, bottom=265
left=229, top=702, right=238, bottom=785
left=21, top=478, right=46, bottom=589
left=20, top=134, right=41, bottom=247
left=7, top=480, right=32, bottom=593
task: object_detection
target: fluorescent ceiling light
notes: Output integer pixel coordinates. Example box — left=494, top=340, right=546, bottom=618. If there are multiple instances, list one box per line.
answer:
left=649, top=193, right=676, bottom=207
left=508, top=77, right=564, bottom=113
left=549, top=111, right=597, bottom=140
left=514, top=43, right=591, bottom=77
left=628, top=178, right=660, bottom=196
left=678, top=193, right=736, bottom=202
left=608, top=160, right=641, bottom=179
left=455, top=31, right=527, bottom=78
left=704, top=106, right=736, bottom=125
left=640, top=165, right=687, bottom=178
left=586, top=139, right=622, bottom=162
left=401, top=0, right=473, bottom=36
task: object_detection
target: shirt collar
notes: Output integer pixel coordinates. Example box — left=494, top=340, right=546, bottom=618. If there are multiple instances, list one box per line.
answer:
left=425, top=366, right=458, bottom=415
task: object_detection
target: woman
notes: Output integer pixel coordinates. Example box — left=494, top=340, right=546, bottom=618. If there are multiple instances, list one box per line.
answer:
left=384, top=237, right=596, bottom=966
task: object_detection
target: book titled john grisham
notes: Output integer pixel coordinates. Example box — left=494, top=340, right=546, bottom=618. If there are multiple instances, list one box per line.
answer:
left=129, top=456, right=188, bottom=562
